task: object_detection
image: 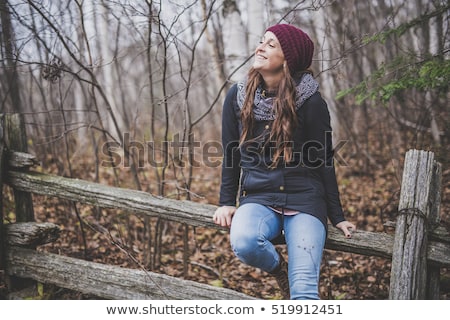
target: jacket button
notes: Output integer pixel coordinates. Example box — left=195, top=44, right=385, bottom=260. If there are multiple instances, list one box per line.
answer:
left=265, top=124, right=270, bottom=130
left=279, top=186, right=284, bottom=191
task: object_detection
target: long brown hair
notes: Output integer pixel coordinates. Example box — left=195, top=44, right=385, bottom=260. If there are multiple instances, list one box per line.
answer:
left=240, top=66, right=299, bottom=168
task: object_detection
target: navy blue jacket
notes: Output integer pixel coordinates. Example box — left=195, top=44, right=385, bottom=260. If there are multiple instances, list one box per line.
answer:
left=218, top=83, right=346, bottom=230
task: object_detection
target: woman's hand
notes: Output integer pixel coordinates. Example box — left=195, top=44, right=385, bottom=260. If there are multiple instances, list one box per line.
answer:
left=213, top=206, right=237, bottom=228
left=336, top=221, right=356, bottom=238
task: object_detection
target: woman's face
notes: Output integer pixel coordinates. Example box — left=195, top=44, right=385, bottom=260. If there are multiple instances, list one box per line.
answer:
left=253, top=31, right=285, bottom=76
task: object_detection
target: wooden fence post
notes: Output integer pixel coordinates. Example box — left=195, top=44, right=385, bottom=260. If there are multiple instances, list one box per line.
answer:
left=4, top=113, right=34, bottom=222
left=389, top=149, right=437, bottom=299
left=3, top=113, right=35, bottom=294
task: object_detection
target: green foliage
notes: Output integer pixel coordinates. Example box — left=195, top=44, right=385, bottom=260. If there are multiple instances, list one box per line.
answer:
left=24, top=283, right=47, bottom=300
left=337, top=3, right=449, bottom=105
left=337, top=56, right=449, bottom=104
left=362, top=4, right=449, bottom=45
left=209, top=279, right=224, bottom=287
left=37, top=282, right=45, bottom=297
left=333, top=292, right=347, bottom=300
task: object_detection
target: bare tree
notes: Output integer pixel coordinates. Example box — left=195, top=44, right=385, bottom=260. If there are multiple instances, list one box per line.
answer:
left=0, top=0, right=22, bottom=113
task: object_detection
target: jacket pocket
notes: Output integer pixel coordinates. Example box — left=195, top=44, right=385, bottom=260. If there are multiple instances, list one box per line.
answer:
left=241, top=168, right=280, bottom=193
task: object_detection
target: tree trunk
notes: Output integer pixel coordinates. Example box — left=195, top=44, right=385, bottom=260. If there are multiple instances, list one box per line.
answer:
left=0, top=0, right=22, bottom=113
left=222, top=0, right=247, bottom=81
left=0, top=114, right=5, bottom=271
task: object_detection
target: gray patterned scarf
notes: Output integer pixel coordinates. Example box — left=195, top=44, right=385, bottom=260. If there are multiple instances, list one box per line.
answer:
left=236, top=73, right=319, bottom=121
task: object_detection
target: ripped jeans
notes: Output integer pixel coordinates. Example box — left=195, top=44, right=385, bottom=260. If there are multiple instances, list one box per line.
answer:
left=230, top=203, right=326, bottom=300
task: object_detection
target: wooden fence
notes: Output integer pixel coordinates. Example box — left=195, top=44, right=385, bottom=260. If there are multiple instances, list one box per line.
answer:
left=0, top=113, right=449, bottom=300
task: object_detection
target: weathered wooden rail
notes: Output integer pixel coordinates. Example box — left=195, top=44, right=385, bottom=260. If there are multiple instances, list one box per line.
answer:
left=0, top=113, right=449, bottom=299
left=4, top=169, right=450, bottom=267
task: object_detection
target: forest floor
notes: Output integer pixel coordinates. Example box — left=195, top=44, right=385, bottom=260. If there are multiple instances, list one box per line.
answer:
left=1, top=149, right=449, bottom=300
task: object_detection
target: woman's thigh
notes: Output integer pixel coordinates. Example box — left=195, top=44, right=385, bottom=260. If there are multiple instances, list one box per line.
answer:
left=230, top=203, right=282, bottom=272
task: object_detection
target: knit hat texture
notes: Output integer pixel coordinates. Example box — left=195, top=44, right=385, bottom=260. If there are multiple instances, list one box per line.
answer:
left=266, top=24, right=314, bottom=74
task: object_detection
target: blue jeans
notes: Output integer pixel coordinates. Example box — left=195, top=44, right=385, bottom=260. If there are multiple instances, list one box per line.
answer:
left=230, top=203, right=326, bottom=300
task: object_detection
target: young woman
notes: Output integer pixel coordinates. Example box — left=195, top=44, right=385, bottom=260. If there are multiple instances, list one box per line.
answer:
left=213, top=24, right=356, bottom=300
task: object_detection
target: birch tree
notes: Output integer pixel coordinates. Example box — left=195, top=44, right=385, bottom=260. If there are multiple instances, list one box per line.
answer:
left=222, top=0, right=248, bottom=81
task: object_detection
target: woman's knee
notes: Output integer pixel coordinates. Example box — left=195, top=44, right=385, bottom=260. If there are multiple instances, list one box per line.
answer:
left=230, top=203, right=281, bottom=264
left=230, top=226, right=260, bottom=257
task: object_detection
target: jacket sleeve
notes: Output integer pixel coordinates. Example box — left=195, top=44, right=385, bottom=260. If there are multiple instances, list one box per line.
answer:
left=218, top=84, right=241, bottom=206
left=303, top=93, right=346, bottom=226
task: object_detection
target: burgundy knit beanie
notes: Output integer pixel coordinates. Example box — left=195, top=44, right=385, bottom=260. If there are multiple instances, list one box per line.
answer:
left=266, top=24, right=314, bottom=74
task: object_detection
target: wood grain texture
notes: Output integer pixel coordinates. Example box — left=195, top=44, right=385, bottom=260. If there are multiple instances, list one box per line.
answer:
left=5, top=222, right=60, bottom=247
left=389, top=150, right=434, bottom=299
left=6, top=246, right=255, bottom=300
left=7, top=170, right=450, bottom=267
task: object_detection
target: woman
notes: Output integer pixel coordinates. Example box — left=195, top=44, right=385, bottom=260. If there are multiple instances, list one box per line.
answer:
left=213, top=24, right=356, bottom=300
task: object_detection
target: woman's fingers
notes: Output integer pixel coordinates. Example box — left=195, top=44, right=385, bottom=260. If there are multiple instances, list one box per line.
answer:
left=213, top=206, right=236, bottom=228
left=336, top=221, right=356, bottom=238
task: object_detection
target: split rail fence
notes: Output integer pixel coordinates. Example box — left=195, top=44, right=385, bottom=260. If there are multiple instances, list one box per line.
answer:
left=0, top=113, right=449, bottom=299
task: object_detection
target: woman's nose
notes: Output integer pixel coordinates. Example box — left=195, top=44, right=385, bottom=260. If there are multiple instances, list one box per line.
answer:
left=256, top=42, right=266, bottom=52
